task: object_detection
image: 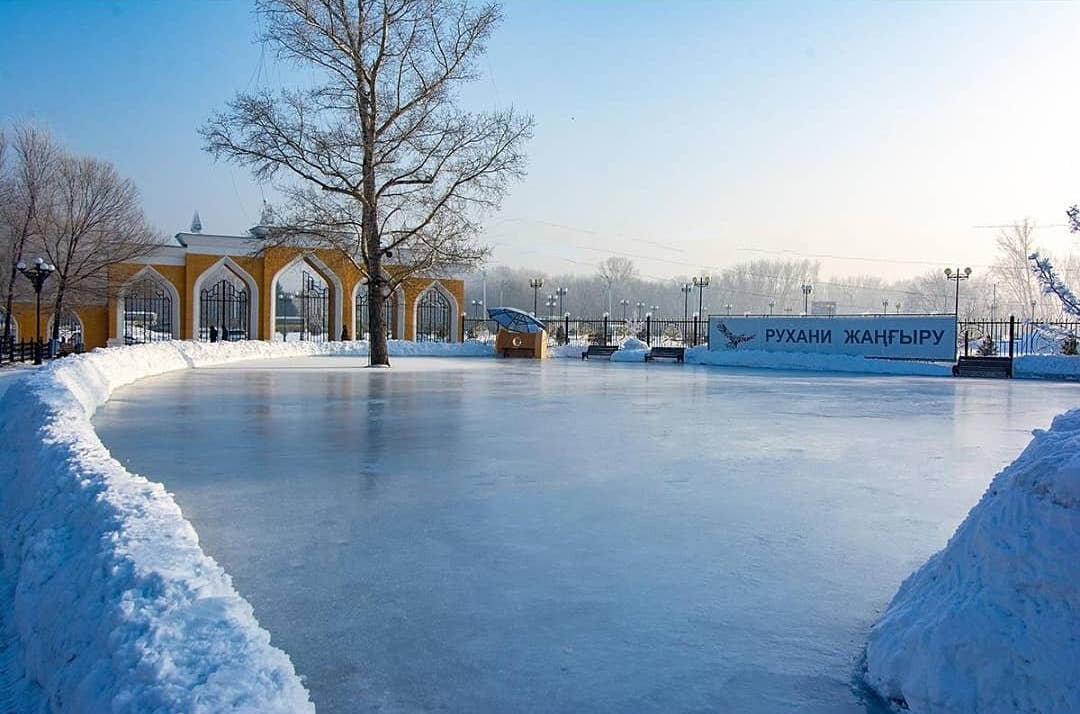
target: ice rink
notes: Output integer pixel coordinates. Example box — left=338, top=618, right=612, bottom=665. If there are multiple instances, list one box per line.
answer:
left=94, top=357, right=1080, bottom=714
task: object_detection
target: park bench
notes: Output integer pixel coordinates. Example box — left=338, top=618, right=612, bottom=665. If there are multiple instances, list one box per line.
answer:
left=644, top=346, right=685, bottom=363
left=953, top=356, right=1012, bottom=379
left=582, top=344, right=619, bottom=360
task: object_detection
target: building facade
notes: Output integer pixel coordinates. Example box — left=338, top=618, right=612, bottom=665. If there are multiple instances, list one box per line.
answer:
left=2, top=228, right=465, bottom=351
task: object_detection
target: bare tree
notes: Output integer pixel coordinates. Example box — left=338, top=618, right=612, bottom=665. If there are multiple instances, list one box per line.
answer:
left=34, top=152, right=160, bottom=344
left=0, top=125, right=58, bottom=342
left=596, top=256, right=637, bottom=313
left=991, top=219, right=1042, bottom=318
left=203, top=0, right=533, bottom=366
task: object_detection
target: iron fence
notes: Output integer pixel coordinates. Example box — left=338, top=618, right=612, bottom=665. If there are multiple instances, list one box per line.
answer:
left=957, top=318, right=1080, bottom=358
left=462, top=315, right=710, bottom=347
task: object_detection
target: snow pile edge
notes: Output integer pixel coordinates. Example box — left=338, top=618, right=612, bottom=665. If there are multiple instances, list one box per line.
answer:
left=866, top=409, right=1080, bottom=713
left=0, top=339, right=490, bottom=713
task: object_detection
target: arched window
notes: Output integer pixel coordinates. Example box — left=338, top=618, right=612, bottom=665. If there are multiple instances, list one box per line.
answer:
left=50, top=309, right=83, bottom=346
left=355, top=283, right=398, bottom=340
left=122, top=276, right=174, bottom=344
left=416, top=287, right=451, bottom=342
left=275, top=264, right=330, bottom=342
left=199, top=267, right=249, bottom=341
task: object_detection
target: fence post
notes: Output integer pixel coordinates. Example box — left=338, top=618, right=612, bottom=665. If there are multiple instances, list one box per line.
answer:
left=645, top=315, right=652, bottom=345
left=459, top=314, right=465, bottom=342
left=1008, top=315, right=1015, bottom=360
left=564, top=314, right=569, bottom=346
left=964, top=331, right=969, bottom=357
left=603, top=315, right=609, bottom=345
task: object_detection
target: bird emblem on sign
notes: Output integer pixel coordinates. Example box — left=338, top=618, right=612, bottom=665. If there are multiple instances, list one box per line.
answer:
left=716, top=321, right=755, bottom=349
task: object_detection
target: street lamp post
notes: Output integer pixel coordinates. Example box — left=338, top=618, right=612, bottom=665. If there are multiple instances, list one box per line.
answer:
left=943, top=267, right=972, bottom=318
left=692, top=275, right=710, bottom=345
left=882, top=298, right=889, bottom=315
left=895, top=302, right=902, bottom=314
left=650, top=305, right=660, bottom=319
left=546, top=295, right=556, bottom=319
left=768, top=299, right=775, bottom=316
left=801, top=282, right=813, bottom=313
left=635, top=301, right=646, bottom=320
left=619, top=298, right=630, bottom=322
left=555, top=286, right=568, bottom=316
left=16, top=257, right=55, bottom=365
left=471, top=299, right=484, bottom=318
left=681, top=283, right=692, bottom=320
left=528, top=277, right=544, bottom=316
left=725, top=304, right=732, bottom=316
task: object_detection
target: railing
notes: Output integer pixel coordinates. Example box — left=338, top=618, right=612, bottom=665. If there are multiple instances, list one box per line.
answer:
left=0, top=336, right=41, bottom=365
left=462, top=315, right=710, bottom=347
left=957, top=318, right=1080, bottom=358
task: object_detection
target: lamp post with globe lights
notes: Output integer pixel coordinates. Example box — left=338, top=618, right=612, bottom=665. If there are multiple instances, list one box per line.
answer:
left=692, top=275, right=710, bottom=345
left=17, top=257, right=55, bottom=365
left=528, top=277, right=544, bottom=316
left=944, top=267, right=972, bottom=318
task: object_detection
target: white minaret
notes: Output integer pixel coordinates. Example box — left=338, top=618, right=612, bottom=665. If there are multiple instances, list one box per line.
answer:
left=190, top=211, right=202, bottom=233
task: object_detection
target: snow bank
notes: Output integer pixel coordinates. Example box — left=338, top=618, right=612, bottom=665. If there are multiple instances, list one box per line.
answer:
left=866, top=409, right=1080, bottom=713
left=685, top=346, right=953, bottom=376
left=610, top=337, right=649, bottom=362
left=1013, top=355, right=1080, bottom=380
left=0, top=339, right=490, bottom=714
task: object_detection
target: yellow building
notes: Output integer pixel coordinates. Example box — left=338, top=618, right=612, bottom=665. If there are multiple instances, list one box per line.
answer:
left=2, top=226, right=466, bottom=351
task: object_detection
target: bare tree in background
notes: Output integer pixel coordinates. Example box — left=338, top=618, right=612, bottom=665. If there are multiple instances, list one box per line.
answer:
left=0, top=125, right=58, bottom=343
left=35, top=153, right=160, bottom=344
left=596, top=256, right=638, bottom=313
left=991, top=219, right=1042, bottom=319
left=203, top=0, right=533, bottom=366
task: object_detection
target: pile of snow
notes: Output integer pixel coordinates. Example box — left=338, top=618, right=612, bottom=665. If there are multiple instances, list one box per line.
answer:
left=685, top=346, right=953, bottom=376
left=548, top=343, right=589, bottom=359
left=0, top=338, right=490, bottom=713
left=611, top=337, right=650, bottom=362
left=866, top=409, right=1080, bottom=713
left=1013, top=355, right=1080, bottom=380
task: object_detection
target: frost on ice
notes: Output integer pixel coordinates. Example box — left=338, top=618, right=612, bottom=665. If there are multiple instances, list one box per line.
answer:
left=866, top=409, right=1080, bottom=714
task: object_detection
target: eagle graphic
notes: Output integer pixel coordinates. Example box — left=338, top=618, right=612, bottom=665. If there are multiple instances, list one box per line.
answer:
left=716, top=321, right=755, bottom=349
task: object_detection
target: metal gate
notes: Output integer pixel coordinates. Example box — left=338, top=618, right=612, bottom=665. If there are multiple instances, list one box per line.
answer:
left=416, top=288, right=451, bottom=342
left=276, top=270, right=329, bottom=342
left=123, top=279, right=173, bottom=344
left=355, top=285, right=397, bottom=340
left=200, top=278, right=249, bottom=341
left=52, top=309, right=83, bottom=346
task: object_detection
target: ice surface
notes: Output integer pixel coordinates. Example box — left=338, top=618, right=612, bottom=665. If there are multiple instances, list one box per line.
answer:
left=93, top=357, right=1080, bottom=714
left=0, top=341, right=490, bottom=714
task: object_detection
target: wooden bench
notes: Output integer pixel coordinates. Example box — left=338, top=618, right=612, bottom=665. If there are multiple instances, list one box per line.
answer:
left=582, top=344, right=619, bottom=360
left=644, top=346, right=685, bottom=363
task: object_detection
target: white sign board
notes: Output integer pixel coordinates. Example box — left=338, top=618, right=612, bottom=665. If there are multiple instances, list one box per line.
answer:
left=708, top=315, right=957, bottom=360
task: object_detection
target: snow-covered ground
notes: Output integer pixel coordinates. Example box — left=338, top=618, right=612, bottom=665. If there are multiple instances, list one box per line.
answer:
left=0, top=340, right=490, bottom=714
left=90, top=357, right=1080, bottom=713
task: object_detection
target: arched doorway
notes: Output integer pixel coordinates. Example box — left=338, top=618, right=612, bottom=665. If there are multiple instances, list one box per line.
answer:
left=416, top=286, right=452, bottom=342
left=355, top=282, right=400, bottom=340
left=275, top=264, right=330, bottom=342
left=199, top=266, right=250, bottom=341
left=49, top=308, right=84, bottom=348
left=121, top=272, right=177, bottom=344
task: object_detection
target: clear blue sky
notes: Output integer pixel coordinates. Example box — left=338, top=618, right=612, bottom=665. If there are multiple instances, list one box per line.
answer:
left=2, top=0, right=1078, bottom=280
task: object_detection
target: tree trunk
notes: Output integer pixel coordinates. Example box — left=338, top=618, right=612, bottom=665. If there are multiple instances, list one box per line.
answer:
left=2, top=265, right=17, bottom=342
left=51, top=282, right=66, bottom=344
